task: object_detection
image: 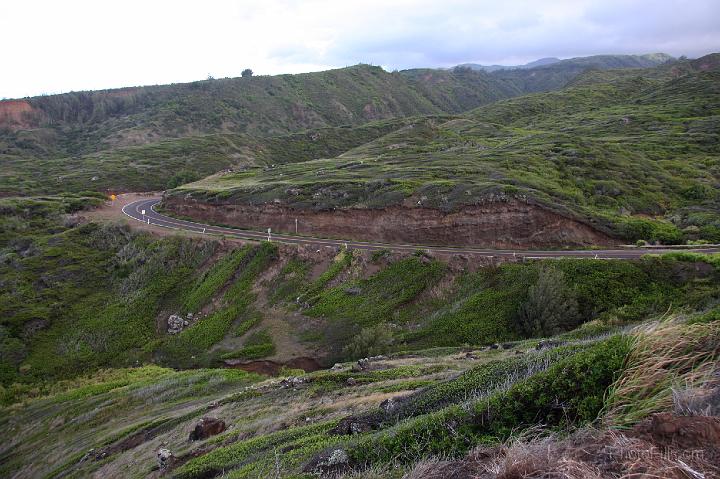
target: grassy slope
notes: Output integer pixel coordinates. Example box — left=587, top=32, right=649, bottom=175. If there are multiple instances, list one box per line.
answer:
left=174, top=59, right=720, bottom=243
left=0, top=118, right=422, bottom=195
left=1, top=197, right=718, bottom=477
left=4, top=310, right=717, bottom=478
left=3, top=196, right=718, bottom=400
left=0, top=55, right=678, bottom=197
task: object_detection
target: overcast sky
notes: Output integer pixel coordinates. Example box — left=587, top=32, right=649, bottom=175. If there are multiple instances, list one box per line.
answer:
left=2, top=0, right=719, bottom=99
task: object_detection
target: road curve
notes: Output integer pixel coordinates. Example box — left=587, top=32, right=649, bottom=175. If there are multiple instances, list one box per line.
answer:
left=121, top=197, right=720, bottom=260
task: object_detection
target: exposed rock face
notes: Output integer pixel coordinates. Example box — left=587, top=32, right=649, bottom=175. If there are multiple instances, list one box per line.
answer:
left=163, top=197, right=616, bottom=248
left=189, top=417, right=226, bottom=441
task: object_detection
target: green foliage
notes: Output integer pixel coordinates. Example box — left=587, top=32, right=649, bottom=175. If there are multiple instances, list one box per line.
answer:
left=657, top=251, right=720, bottom=269
left=267, top=258, right=310, bottom=305
left=301, top=249, right=353, bottom=301
left=157, top=243, right=277, bottom=366
left=173, top=421, right=336, bottom=479
left=348, top=335, right=631, bottom=465
left=183, top=247, right=253, bottom=312
left=0, top=212, right=217, bottom=384
left=343, top=324, right=394, bottom=359
left=307, top=256, right=445, bottom=326
left=173, top=66, right=720, bottom=243
left=687, top=307, right=720, bottom=325
left=616, top=216, right=684, bottom=243
left=221, top=329, right=276, bottom=360
left=515, top=266, right=580, bottom=336
left=167, top=169, right=201, bottom=189
left=355, top=344, right=590, bottom=427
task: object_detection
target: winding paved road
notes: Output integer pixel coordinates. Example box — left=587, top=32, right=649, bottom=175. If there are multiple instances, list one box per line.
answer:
left=122, top=197, right=720, bottom=259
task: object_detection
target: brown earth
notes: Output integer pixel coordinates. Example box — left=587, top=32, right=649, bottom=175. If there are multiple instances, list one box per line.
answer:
left=0, top=100, right=45, bottom=131
left=225, top=357, right=323, bottom=376
left=402, top=413, right=720, bottom=479
left=163, top=197, right=617, bottom=248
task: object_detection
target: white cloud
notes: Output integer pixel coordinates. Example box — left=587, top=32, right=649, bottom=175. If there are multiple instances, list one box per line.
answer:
left=1, top=0, right=718, bottom=98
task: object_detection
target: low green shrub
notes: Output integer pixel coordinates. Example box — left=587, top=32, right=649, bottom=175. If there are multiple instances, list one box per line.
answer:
left=348, top=335, right=631, bottom=465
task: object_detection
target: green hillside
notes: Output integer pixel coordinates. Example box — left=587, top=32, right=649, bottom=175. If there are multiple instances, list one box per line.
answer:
left=172, top=57, right=720, bottom=243
left=2, top=52, right=720, bottom=479
left=0, top=54, right=679, bottom=198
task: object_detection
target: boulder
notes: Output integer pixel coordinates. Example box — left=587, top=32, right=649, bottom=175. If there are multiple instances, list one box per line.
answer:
left=330, top=416, right=376, bottom=435
left=353, top=358, right=370, bottom=371
left=302, top=448, right=350, bottom=475
left=380, top=397, right=399, bottom=414
left=279, top=376, right=307, bottom=389
left=189, top=417, right=226, bottom=441
left=166, top=314, right=186, bottom=335
left=157, top=448, right=175, bottom=470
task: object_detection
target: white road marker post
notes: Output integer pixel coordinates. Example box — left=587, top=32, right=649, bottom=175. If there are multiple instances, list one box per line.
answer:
left=141, top=209, right=146, bottom=223
left=295, top=218, right=298, bottom=234
left=267, top=228, right=272, bottom=242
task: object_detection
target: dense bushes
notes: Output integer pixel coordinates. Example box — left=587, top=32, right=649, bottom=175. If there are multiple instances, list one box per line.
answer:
left=515, top=266, right=579, bottom=336
left=342, top=324, right=394, bottom=359
left=348, top=335, right=631, bottom=465
left=0, top=218, right=217, bottom=384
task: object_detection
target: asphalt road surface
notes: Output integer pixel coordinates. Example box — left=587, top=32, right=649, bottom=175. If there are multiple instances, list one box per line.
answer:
left=122, top=197, right=720, bottom=259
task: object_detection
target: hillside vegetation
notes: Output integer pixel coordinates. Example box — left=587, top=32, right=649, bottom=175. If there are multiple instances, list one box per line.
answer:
left=2, top=52, right=720, bottom=479
left=2, top=195, right=718, bottom=399
left=3, top=306, right=718, bottom=478
left=1, top=54, right=674, bottom=197
left=173, top=55, right=720, bottom=243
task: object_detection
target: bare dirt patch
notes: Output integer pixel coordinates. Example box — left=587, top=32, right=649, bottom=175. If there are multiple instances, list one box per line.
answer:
left=225, top=357, right=322, bottom=376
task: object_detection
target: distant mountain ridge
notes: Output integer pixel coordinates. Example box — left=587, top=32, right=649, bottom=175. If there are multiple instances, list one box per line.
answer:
left=457, top=53, right=673, bottom=72
left=458, top=57, right=561, bottom=72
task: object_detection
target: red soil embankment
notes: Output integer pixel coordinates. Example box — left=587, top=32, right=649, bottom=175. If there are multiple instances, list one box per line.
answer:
left=225, top=357, right=323, bottom=376
left=163, top=197, right=617, bottom=249
left=0, top=100, right=44, bottom=130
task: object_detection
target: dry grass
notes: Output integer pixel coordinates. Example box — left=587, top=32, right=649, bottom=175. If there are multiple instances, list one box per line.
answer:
left=604, top=319, right=720, bottom=427
left=401, top=426, right=720, bottom=479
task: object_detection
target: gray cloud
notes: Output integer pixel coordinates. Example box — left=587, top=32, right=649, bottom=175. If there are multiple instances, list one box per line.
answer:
left=313, top=0, right=720, bottom=69
left=2, top=0, right=719, bottom=99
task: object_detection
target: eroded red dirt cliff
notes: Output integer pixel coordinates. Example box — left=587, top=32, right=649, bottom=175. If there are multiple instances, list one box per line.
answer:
left=163, top=197, right=617, bottom=248
left=0, top=100, right=44, bottom=130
